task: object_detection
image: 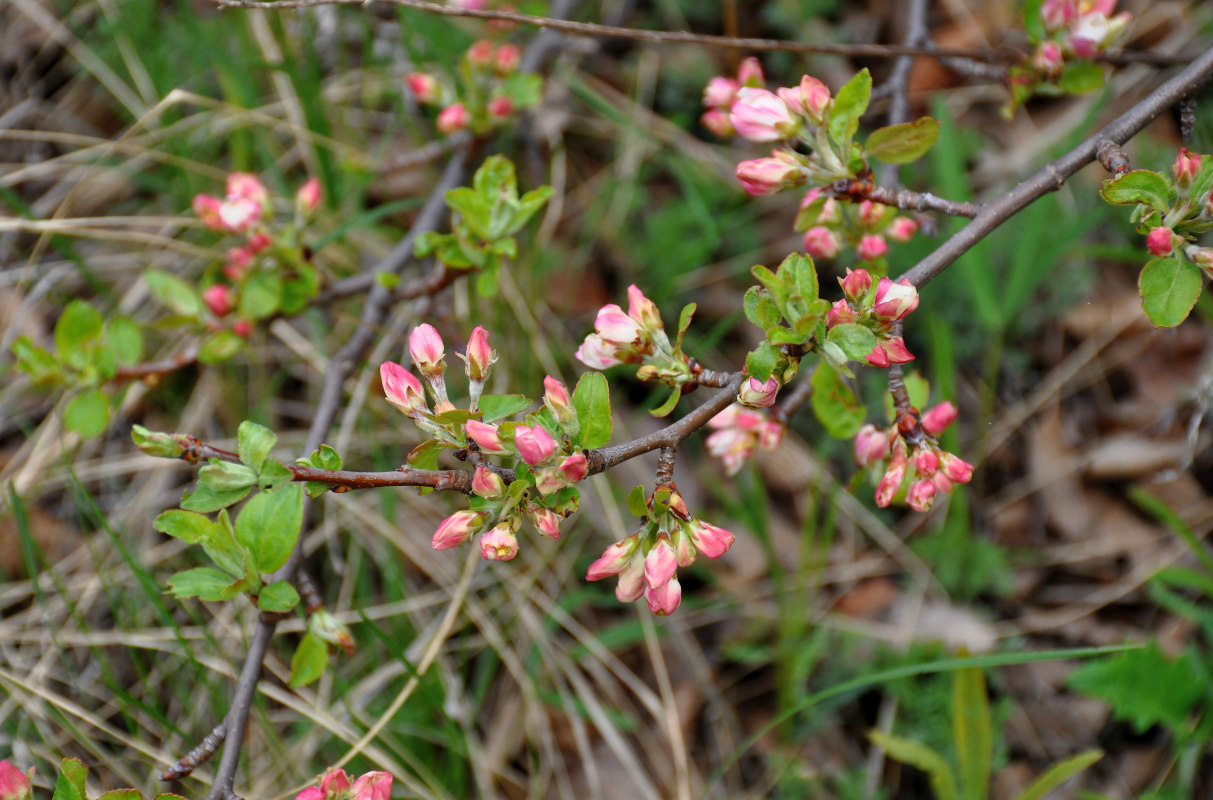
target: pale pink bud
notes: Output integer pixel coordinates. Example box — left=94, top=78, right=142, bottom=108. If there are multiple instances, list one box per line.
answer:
left=467, top=39, right=495, bottom=70
left=688, top=520, right=735, bottom=559
left=616, top=554, right=646, bottom=602
left=514, top=424, right=556, bottom=465
left=730, top=87, right=797, bottom=142
left=804, top=226, right=840, bottom=258
left=480, top=523, right=519, bottom=561
left=320, top=769, right=351, bottom=799
left=644, top=537, right=678, bottom=590
left=409, top=323, right=446, bottom=375
left=736, top=155, right=802, bottom=195
left=736, top=56, right=765, bottom=86
left=463, top=325, right=495, bottom=381
left=233, top=319, right=253, bottom=338
left=595, top=303, right=643, bottom=343
left=858, top=200, right=886, bottom=228
left=875, top=439, right=908, bottom=507
left=700, top=109, right=734, bottom=137
left=0, top=762, right=32, bottom=800
left=1041, top=0, right=1076, bottom=31
left=202, top=284, right=233, bottom=317
left=819, top=197, right=841, bottom=224
left=920, top=401, right=958, bottom=436
left=544, top=374, right=576, bottom=428
left=296, top=788, right=323, bottom=800
left=575, top=334, right=624, bottom=369
left=296, top=177, right=321, bottom=215
left=465, top=419, right=506, bottom=453
left=432, top=509, right=489, bottom=549
left=472, top=465, right=505, bottom=498
left=645, top=575, right=682, bottom=615
left=219, top=197, right=262, bottom=233
left=758, top=421, right=784, bottom=450
left=528, top=506, right=562, bottom=539
left=437, top=103, right=470, bottom=134
left=703, top=76, right=740, bottom=109
left=246, top=232, right=272, bottom=253
left=1146, top=226, right=1175, bottom=257
left=351, top=771, right=392, bottom=800
left=857, top=234, right=889, bottom=262
left=380, top=361, right=428, bottom=417
left=840, top=268, right=872, bottom=301
left=1192, top=247, right=1213, bottom=267
left=533, top=467, right=567, bottom=496
left=906, top=478, right=937, bottom=512
left=1173, top=148, right=1202, bottom=187
left=939, top=452, right=974, bottom=483
left=487, top=96, right=513, bottom=120
left=913, top=448, right=939, bottom=477
left=193, top=193, right=226, bottom=231
left=738, top=376, right=779, bottom=408
left=673, top=527, right=697, bottom=567
left=798, top=74, right=831, bottom=121
left=625, top=284, right=662, bottom=332
left=1032, top=41, right=1064, bottom=75
left=494, top=43, right=521, bottom=73
left=226, top=172, right=269, bottom=208
left=872, top=277, right=920, bottom=321
left=558, top=453, right=588, bottom=483
left=586, top=538, right=638, bottom=580
left=405, top=72, right=441, bottom=103
left=888, top=216, right=919, bottom=243
left=825, top=298, right=854, bottom=329
left=854, top=424, right=891, bottom=466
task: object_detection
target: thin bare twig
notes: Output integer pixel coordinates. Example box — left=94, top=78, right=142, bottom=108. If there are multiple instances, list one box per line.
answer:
left=831, top=178, right=981, bottom=219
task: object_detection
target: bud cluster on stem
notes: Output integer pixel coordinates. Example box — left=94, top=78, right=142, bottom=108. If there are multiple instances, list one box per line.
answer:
left=406, top=38, right=533, bottom=135
left=799, top=190, right=918, bottom=266
left=575, top=284, right=695, bottom=388
left=825, top=269, right=920, bottom=367
left=705, top=404, right=785, bottom=475
left=295, top=768, right=393, bottom=800
left=854, top=401, right=973, bottom=512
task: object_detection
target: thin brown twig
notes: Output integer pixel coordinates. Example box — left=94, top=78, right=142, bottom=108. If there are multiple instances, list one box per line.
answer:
left=112, top=345, right=201, bottom=383
left=831, top=178, right=981, bottom=219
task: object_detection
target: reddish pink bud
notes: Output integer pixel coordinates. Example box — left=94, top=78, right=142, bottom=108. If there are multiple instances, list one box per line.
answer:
left=202, top=284, right=233, bottom=317
left=320, top=769, right=351, bottom=799
left=798, top=74, right=831, bottom=121
left=644, top=537, right=678, bottom=590
left=494, top=43, right=521, bottom=73
left=472, top=465, right=505, bottom=498
left=246, top=232, right=272, bottom=253
left=736, top=56, right=765, bottom=87
left=840, top=268, right=872, bottom=302
left=405, top=72, right=441, bottom=103
left=226, top=172, right=269, bottom=209
left=193, top=193, right=226, bottom=231
left=913, top=448, right=939, bottom=476
left=864, top=336, right=915, bottom=366
left=626, top=284, right=662, bottom=332
left=858, top=200, right=886, bottom=228
left=467, top=39, right=495, bottom=69
left=700, top=109, right=734, bottom=137
left=409, top=323, right=446, bottom=375
left=296, top=177, right=321, bottom=215
left=804, top=226, right=840, bottom=258
left=351, top=771, right=392, bottom=800
left=939, top=452, right=974, bottom=483
left=558, top=453, right=588, bottom=483
left=595, top=303, right=643, bottom=343
left=888, top=216, right=919, bottom=243
left=487, top=96, right=513, bottom=120
left=297, top=788, right=324, bottom=800
left=703, top=76, right=740, bottom=109
left=1146, top=226, right=1175, bottom=256
left=463, top=325, right=495, bottom=382
left=465, top=419, right=506, bottom=453
left=0, top=762, right=32, bottom=800
left=575, top=334, right=624, bottom=369
left=480, top=522, right=519, bottom=561
left=380, top=360, right=428, bottom=417
left=528, top=506, right=562, bottom=539
left=224, top=246, right=253, bottom=281
left=1032, top=41, right=1064, bottom=75
left=586, top=538, right=639, bottom=580
left=906, top=478, right=937, bottom=512
left=875, top=439, right=908, bottom=507
left=514, top=424, right=556, bottom=465
left=738, top=376, right=779, bottom=408
left=1173, top=148, right=1202, bottom=187
left=857, top=234, right=889, bottom=262
left=688, top=520, right=735, bottom=559
left=730, top=88, right=797, bottom=142
left=233, top=319, right=253, bottom=338
left=1041, top=0, right=1076, bottom=31
left=544, top=374, right=575, bottom=425
left=533, top=467, right=567, bottom=496
left=758, top=420, right=784, bottom=450
left=437, top=103, right=470, bottom=134
left=825, top=298, right=854, bottom=329
left=736, top=155, right=802, bottom=195
left=645, top=575, right=682, bottom=615
left=615, top=555, right=646, bottom=601
left=872, top=277, right=920, bottom=320
left=432, top=509, right=488, bottom=549
left=920, top=401, right=958, bottom=436
left=853, top=424, right=891, bottom=466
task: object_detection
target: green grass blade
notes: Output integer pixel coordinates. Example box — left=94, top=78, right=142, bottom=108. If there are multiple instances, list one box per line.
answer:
left=1012, top=749, right=1103, bottom=800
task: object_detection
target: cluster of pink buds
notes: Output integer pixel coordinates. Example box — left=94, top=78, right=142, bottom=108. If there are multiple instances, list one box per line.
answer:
left=1133, top=149, right=1213, bottom=271
left=575, top=284, right=694, bottom=387
left=854, top=402, right=974, bottom=512
left=699, top=56, right=766, bottom=137
left=799, top=190, right=918, bottom=265
left=825, top=269, right=920, bottom=367
left=705, top=404, right=785, bottom=475
left=382, top=324, right=493, bottom=429
left=406, top=38, right=527, bottom=135
left=0, top=761, right=33, bottom=800
left=1040, top=0, right=1131, bottom=60
left=295, top=768, right=392, bottom=800
left=586, top=486, right=735, bottom=615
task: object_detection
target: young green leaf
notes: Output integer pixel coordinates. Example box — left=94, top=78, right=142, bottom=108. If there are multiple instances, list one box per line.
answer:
left=154, top=509, right=246, bottom=580
left=1066, top=640, right=1203, bottom=734
left=1057, top=60, right=1107, bottom=94
left=745, top=341, right=781, bottom=383
left=1012, top=750, right=1102, bottom=800
left=197, top=331, right=244, bottom=364
left=199, top=460, right=259, bottom=492
left=239, top=271, right=283, bottom=320
left=257, top=459, right=294, bottom=492
left=744, top=286, right=783, bottom=331
left=650, top=386, right=682, bottom=418
left=237, top=420, right=277, bottom=471
left=572, top=372, right=612, bottom=448
left=64, top=389, right=109, bottom=438
left=145, top=270, right=203, bottom=317
left=827, top=68, right=872, bottom=151
left=257, top=580, right=300, bottom=613
left=825, top=323, right=878, bottom=362
left=180, top=483, right=251, bottom=513
left=1100, top=170, right=1175, bottom=213
left=478, top=393, right=532, bottom=423
left=54, top=300, right=104, bottom=369
left=106, top=316, right=144, bottom=365
left=865, top=117, right=940, bottom=164
left=625, top=485, right=648, bottom=518
left=289, top=630, right=328, bottom=688
left=810, top=362, right=865, bottom=439
left=166, top=567, right=244, bottom=601
left=868, top=730, right=960, bottom=800
left=235, top=483, right=304, bottom=574
left=1139, top=256, right=1201, bottom=327
left=51, top=758, right=88, bottom=800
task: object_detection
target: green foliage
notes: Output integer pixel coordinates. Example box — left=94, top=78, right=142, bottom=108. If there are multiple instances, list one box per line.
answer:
left=1100, top=170, right=1176, bottom=213
left=865, top=117, right=940, bottom=165
left=572, top=373, right=611, bottom=448
left=810, top=362, right=864, bottom=439
left=1066, top=640, right=1204, bottom=735
left=46, top=758, right=182, bottom=800
left=827, top=69, right=872, bottom=151
left=1139, top=257, right=1202, bottom=328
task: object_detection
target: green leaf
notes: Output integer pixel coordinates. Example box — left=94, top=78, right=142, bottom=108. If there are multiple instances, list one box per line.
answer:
left=1066, top=640, right=1203, bottom=734
left=869, top=730, right=960, bottom=800
left=199, top=460, right=259, bottom=491
left=1022, top=0, right=1044, bottom=41
left=784, top=252, right=819, bottom=308
left=51, top=759, right=88, bottom=800
left=1187, top=159, right=1213, bottom=205
left=145, top=270, right=202, bottom=317
left=865, top=117, right=940, bottom=164
left=54, top=300, right=104, bottom=368
left=106, top=316, right=143, bottom=365
left=478, top=393, right=532, bottom=423
left=180, top=483, right=250, bottom=513
left=744, top=286, right=783, bottom=330
left=952, top=667, right=992, bottom=800
left=97, top=790, right=142, bottom=800
left=12, top=336, right=61, bottom=386
left=235, top=483, right=304, bottom=574
left=1057, top=60, right=1107, bottom=94
left=154, top=510, right=246, bottom=580
left=1012, top=750, right=1102, bottom=800
left=573, top=372, right=612, bottom=448
left=745, top=341, right=781, bottom=383
left=257, top=580, right=300, bottom=612
left=751, top=264, right=787, bottom=309
left=197, top=330, right=244, bottom=364
left=827, top=68, right=872, bottom=150
left=826, top=324, right=878, bottom=362
left=501, top=73, right=544, bottom=109
left=289, top=630, right=328, bottom=688
left=258, top=459, right=294, bottom=492
left=239, top=271, right=283, bottom=320
left=310, top=444, right=343, bottom=471
left=625, top=485, right=648, bottom=518
left=509, top=185, right=555, bottom=235
left=407, top=438, right=446, bottom=473
left=1139, top=256, right=1201, bottom=328
left=1100, top=170, right=1174, bottom=212
left=167, top=567, right=243, bottom=601
left=650, top=386, right=682, bottom=418
left=64, top=389, right=109, bottom=438
left=237, top=420, right=277, bottom=471
left=810, top=362, right=865, bottom=439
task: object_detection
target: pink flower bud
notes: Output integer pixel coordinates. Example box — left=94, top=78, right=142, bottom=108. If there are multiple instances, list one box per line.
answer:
left=224, top=246, right=253, bottom=281
left=906, top=478, right=937, bottom=512
left=736, top=154, right=802, bottom=195
left=1041, top=0, right=1076, bottom=31
left=1146, top=226, right=1175, bottom=256
left=193, top=193, right=226, bottom=231
left=233, top=319, right=253, bottom=338
left=798, top=74, right=831, bottom=121
left=1192, top=247, right=1213, bottom=268
left=939, top=451, right=974, bottom=483
left=533, top=467, right=566, bottom=496
left=758, top=421, right=784, bottom=450
left=247, top=232, right=272, bottom=253
left=853, top=424, right=891, bottom=466
left=913, top=448, right=940, bottom=476
left=297, top=788, right=324, bottom=800
left=432, top=509, right=489, bottom=549
left=1032, top=41, right=1064, bottom=75
left=380, top=361, right=428, bottom=417
left=514, top=424, right=556, bottom=465
left=405, top=72, right=441, bottom=103
left=202, top=285, right=233, bottom=317
left=558, top=453, right=588, bottom=483
left=872, top=277, right=920, bottom=321
left=575, top=334, right=624, bottom=369
left=226, top=172, right=269, bottom=209
left=840, top=268, right=872, bottom=302
left=804, top=226, right=840, bottom=258
left=219, top=197, right=262, bottom=233
left=437, top=103, right=470, bottom=134
left=825, top=298, right=854, bottom=329
left=472, top=465, right=505, bottom=498
left=858, top=200, right=886, bottom=228
left=857, top=234, right=889, bottom=262
left=0, top=762, right=32, bottom=800
left=703, top=76, right=740, bottom=109
left=480, top=522, right=519, bottom=561
left=296, top=177, right=321, bottom=215
left=463, top=325, right=495, bottom=382
left=320, top=769, right=351, bottom=799
left=626, top=284, right=663, bottom=332
left=595, top=303, right=643, bottom=343
left=645, top=575, right=682, bottom=615
left=864, top=337, right=915, bottom=367
left=688, top=520, right=735, bottom=559
left=409, top=323, right=445, bottom=375
left=644, top=537, right=678, bottom=590
left=528, top=506, right=562, bottom=539
left=487, top=96, right=513, bottom=120
left=465, top=419, right=506, bottom=453
left=739, top=376, right=779, bottom=408
left=736, top=56, right=765, bottom=87
left=920, top=401, right=958, bottom=436
left=888, top=216, right=919, bottom=243
left=729, top=88, right=798, bottom=142
left=467, top=39, right=495, bottom=70
left=586, top=538, right=639, bottom=580
left=351, top=771, right=393, bottom=800
left=875, top=439, right=908, bottom=507
left=1174, top=148, right=1202, bottom=187
left=700, top=109, right=734, bottom=137
left=494, top=43, right=521, bottom=74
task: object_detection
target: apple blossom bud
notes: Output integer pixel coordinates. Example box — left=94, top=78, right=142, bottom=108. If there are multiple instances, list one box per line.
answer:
left=738, top=376, right=779, bottom=408
left=351, top=771, right=392, bottom=800
left=700, top=109, right=734, bottom=137
left=703, top=76, right=740, bottom=109
left=906, top=478, right=937, bottom=512
left=913, top=448, right=939, bottom=476
left=736, top=56, right=765, bottom=87
left=494, top=43, right=521, bottom=74
left=1146, top=226, right=1175, bottom=256
left=405, top=72, right=441, bottom=103
left=825, top=298, right=853, bottom=329
left=872, top=277, right=920, bottom=321
left=857, top=234, right=889, bottom=262
left=688, top=520, right=734, bottom=559
left=853, top=424, right=891, bottom=466
left=296, top=177, right=321, bottom=216
left=309, top=610, right=355, bottom=657
left=247, top=232, right=272, bottom=253
left=297, top=787, right=323, bottom=800
left=858, top=200, right=886, bottom=228
left=730, top=88, right=798, bottom=142
left=575, top=334, right=624, bottom=369
left=463, top=325, right=496, bottom=382
left=798, top=74, right=831, bottom=121
left=380, top=361, right=428, bottom=417
left=432, top=509, right=489, bottom=549
left=465, top=419, right=506, bottom=453
left=586, top=537, right=640, bottom=580
left=645, top=576, right=682, bottom=615
left=224, top=246, right=253, bottom=281
left=874, top=337, right=915, bottom=365
left=528, top=506, right=562, bottom=539
left=920, top=401, right=958, bottom=436
left=1041, top=0, right=1075, bottom=31
left=673, top=526, right=697, bottom=567
left=437, top=103, right=470, bottom=134
left=840, top=268, right=872, bottom=302
left=557, top=453, right=588, bottom=483
left=875, top=439, right=908, bottom=507
left=1192, top=247, right=1213, bottom=267
left=514, top=424, right=556, bottom=465
left=1173, top=148, right=1202, bottom=188
left=487, top=96, right=513, bottom=120
left=472, top=465, right=505, bottom=499
left=202, top=284, right=233, bottom=317
left=193, top=193, right=226, bottom=230
left=480, top=522, right=519, bottom=561
left=1032, top=41, right=1064, bottom=75
left=595, top=304, right=643, bottom=343
left=233, top=319, right=253, bottom=338
left=467, top=39, right=495, bottom=70
left=0, top=761, right=33, bottom=800
left=319, top=769, right=351, bottom=799
left=409, top=323, right=445, bottom=378
left=939, top=452, right=974, bottom=483
left=804, top=226, right=841, bottom=259
left=736, top=155, right=802, bottom=195
left=644, top=537, right=678, bottom=590
left=888, top=216, right=919, bottom=243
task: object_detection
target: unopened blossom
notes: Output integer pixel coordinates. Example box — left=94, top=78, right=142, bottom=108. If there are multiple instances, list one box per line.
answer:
left=481, top=522, right=519, bottom=561
left=487, top=96, right=513, bottom=120
left=872, top=277, right=920, bottom=321
left=594, top=303, right=643, bottom=344
left=574, top=334, right=624, bottom=369
left=888, top=216, right=919, bottom=243
left=1032, top=41, right=1064, bottom=75
left=409, top=323, right=446, bottom=378
left=701, top=108, right=734, bottom=137
left=913, top=448, right=940, bottom=477
left=644, top=536, right=678, bottom=590
left=840, top=268, right=872, bottom=301
left=920, top=401, right=958, bottom=436
left=467, top=39, right=495, bottom=69
left=736, top=56, right=765, bottom=86
left=645, top=575, right=682, bottom=615
left=703, top=76, right=740, bottom=109
left=405, top=72, right=441, bottom=103
left=380, top=361, right=428, bottom=418
left=1146, top=226, right=1175, bottom=257
left=1173, top=148, right=1202, bottom=187
left=687, top=519, right=735, bottom=559
left=939, top=451, right=974, bottom=483
left=462, top=325, right=496, bottom=382
left=494, top=43, right=521, bottom=73
left=794, top=74, right=831, bottom=122
left=804, top=226, right=840, bottom=259
left=528, top=505, right=562, bottom=539
left=876, top=438, right=908, bottom=507
left=351, top=771, right=393, bottom=800
left=865, top=337, right=915, bottom=367
left=233, top=319, right=253, bottom=338
left=558, top=453, right=588, bottom=482
left=906, top=478, right=938, bottom=512
left=825, top=298, right=855, bottom=328
left=247, top=232, right=272, bottom=253
left=730, top=87, right=798, bottom=142
left=857, top=234, right=889, bottom=262
left=627, top=283, right=662, bottom=333
left=0, top=762, right=32, bottom=800
left=224, top=247, right=253, bottom=281
left=854, top=424, right=891, bottom=466
left=471, top=465, right=505, bottom=499
left=543, top=374, right=576, bottom=428
left=466, top=419, right=506, bottom=453
left=309, top=609, right=356, bottom=656
left=858, top=200, right=886, bottom=228
left=736, top=154, right=803, bottom=195
left=202, top=284, right=233, bottom=317
left=706, top=404, right=784, bottom=475
left=586, top=537, right=640, bottom=582
left=437, top=103, right=470, bottom=134
left=514, top=424, right=556, bottom=465
left=432, top=509, right=489, bottom=549
left=296, top=177, right=321, bottom=215
left=738, top=376, right=779, bottom=408
left=319, top=769, right=351, bottom=799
